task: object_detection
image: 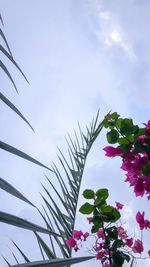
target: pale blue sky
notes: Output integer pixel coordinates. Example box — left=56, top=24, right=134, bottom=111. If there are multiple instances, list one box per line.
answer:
left=0, top=1, right=150, bottom=266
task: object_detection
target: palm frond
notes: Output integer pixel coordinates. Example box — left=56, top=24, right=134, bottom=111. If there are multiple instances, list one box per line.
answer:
left=12, top=241, right=30, bottom=263
left=0, top=92, right=34, bottom=131
left=1, top=255, right=11, bottom=266
left=0, top=177, right=35, bottom=207
left=0, top=141, right=52, bottom=171
left=0, top=45, right=29, bottom=83
left=8, top=246, right=19, bottom=264
left=0, top=211, right=61, bottom=236
left=11, top=256, right=94, bottom=267
left=0, top=13, right=4, bottom=26
left=39, top=111, right=103, bottom=257
left=34, top=232, right=55, bottom=259
left=0, top=28, right=12, bottom=56
left=0, top=60, right=18, bottom=92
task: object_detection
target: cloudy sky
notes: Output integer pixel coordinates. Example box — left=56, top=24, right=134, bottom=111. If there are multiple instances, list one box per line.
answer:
left=0, top=0, right=150, bottom=266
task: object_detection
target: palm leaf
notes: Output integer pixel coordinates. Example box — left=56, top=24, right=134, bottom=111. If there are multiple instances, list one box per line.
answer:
left=0, top=211, right=61, bottom=236
left=0, top=45, right=29, bottom=83
left=0, top=141, right=52, bottom=171
left=0, top=92, right=34, bottom=131
left=0, top=60, right=18, bottom=93
left=8, top=247, right=19, bottom=264
left=1, top=255, right=11, bottom=266
left=0, top=13, right=4, bottom=26
left=0, top=28, right=12, bottom=57
left=2, top=113, right=103, bottom=263
left=39, top=112, right=103, bottom=257
left=12, top=241, right=30, bottom=263
left=0, top=177, right=35, bottom=207
left=34, top=232, right=55, bottom=259
left=11, top=256, right=94, bottom=267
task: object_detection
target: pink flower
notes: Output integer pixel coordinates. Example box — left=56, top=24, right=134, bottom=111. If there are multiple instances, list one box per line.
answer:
left=125, top=237, right=133, bottom=247
left=136, top=211, right=150, bottom=229
left=73, top=230, right=83, bottom=240
left=95, top=243, right=103, bottom=252
left=103, top=146, right=122, bottom=157
left=104, top=262, right=110, bottom=267
left=145, top=179, right=150, bottom=193
left=148, top=250, right=150, bottom=257
left=137, top=135, right=146, bottom=143
left=144, top=120, right=150, bottom=134
left=74, top=246, right=79, bottom=252
left=97, top=228, right=105, bottom=239
left=136, top=212, right=145, bottom=230
left=144, top=220, right=150, bottom=229
left=83, top=232, right=89, bottom=241
left=117, top=226, right=127, bottom=239
left=65, top=237, right=76, bottom=248
left=121, top=157, right=133, bottom=171
left=96, top=251, right=105, bottom=260
left=132, top=239, right=144, bottom=254
left=134, top=179, right=145, bottom=197
left=115, top=201, right=124, bottom=210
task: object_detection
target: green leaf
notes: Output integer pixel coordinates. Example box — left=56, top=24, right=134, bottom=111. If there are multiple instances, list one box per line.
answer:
left=96, top=188, right=109, bottom=200
left=79, top=203, right=94, bottom=214
left=94, top=198, right=106, bottom=207
left=145, top=136, right=150, bottom=145
left=116, top=118, right=123, bottom=129
left=111, top=207, right=121, bottom=222
left=83, top=189, right=95, bottom=199
left=112, top=251, right=125, bottom=266
left=102, top=118, right=109, bottom=128
left=107, top=129, right=119, bottom=144
left=122, top=253, right=130, bottom=263
left=0, top=211, right=61, bottom=236
left=11, top=256, right=95, bottom=267
left=142, top=163, right=150, bottom=175
left=106, top=226, right=118, bottom=240
left=120, top=118, right=134, bottom=135
left=111, top=112, right=120, bottom=120
left=112, top=239, right=124, bottom=251
left=91, top=223, right=100, bottom=233
left=118, top=137, right=130, bottom=145
left=134, top=127, right=146, bottom=137
left=101, top=206, right=120, bottom=222
left=119, top=144, right=132, bottom=153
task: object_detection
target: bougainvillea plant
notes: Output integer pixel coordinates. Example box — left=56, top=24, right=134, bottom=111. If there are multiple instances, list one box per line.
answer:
left=66, top=188, right=149, bottom=266
left=102, top=112, right=150, bottom=200
left=66, top=112, right=150, bottom=266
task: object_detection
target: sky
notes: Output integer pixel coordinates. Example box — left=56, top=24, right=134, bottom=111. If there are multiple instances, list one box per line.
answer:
left=0, top=0, right=150, bottom=266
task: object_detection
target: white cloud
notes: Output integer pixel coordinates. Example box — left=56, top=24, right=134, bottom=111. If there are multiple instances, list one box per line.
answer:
left=87, top=1, right=137, bottom=61
left=99, top=10, right=136, bottom=61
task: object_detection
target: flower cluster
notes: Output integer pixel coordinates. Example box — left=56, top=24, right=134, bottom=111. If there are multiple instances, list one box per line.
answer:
left=103, top=146, right=150, bottom=200
left=66, top=186, right=150, bottom=266
left=65, top=230, right=89, bottom=252
left=66, top=223, right=149, bottom=266
left=102, top=113, right=150, bottom=200
left=136, top=211, right=150, bottom=230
